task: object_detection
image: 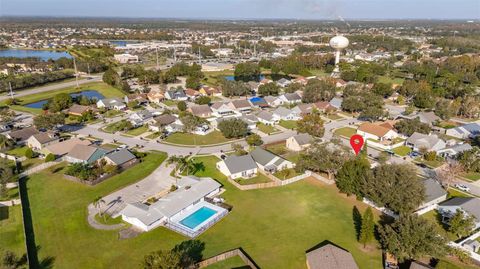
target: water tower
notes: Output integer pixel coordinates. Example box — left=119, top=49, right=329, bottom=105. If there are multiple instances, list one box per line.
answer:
left=329, top=35, right=349, bottom=73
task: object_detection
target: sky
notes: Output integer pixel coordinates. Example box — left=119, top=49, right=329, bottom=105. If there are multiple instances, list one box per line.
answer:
left=1, top=0, right=479, bottom=20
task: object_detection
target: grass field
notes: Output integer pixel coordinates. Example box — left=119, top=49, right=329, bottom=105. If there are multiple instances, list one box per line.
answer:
left=164, top=131, right=233, bottom=146
left=326, top=114, right=343, bottom=121
left=23, top=154, right=382, bottom=269
left=333, top=127, right=357, bottom=138
left=202, top=70, right=234, bottom=86
left=256, top=123, right=278, bottom=135
left=377, top=76, right=405, bottom=85
left=125, top=125, right=149, bottom=136
left=462, top=172, right=480, bottom=181
left=234, top=173, right=272, bottom=185
left=279, top=120, right=298, bottom=130
left=203, top=255, right=248, bottom=269
left=392, top=146, right=412, bottom=157
left=7, top=146, right=29, bottom=157
left=0, top=205, right=26, bottom=256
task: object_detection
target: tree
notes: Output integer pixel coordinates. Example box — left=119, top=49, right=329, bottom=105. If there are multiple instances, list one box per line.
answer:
left=336, top=156, right=372, bottom=197
left=33, top=113, right=65, bottom=130
left=0, top=134, right=14, bottom=150
left=221, top=81, right=250, bottom=97
left=372, top=82, right=394, bottom=97
left=457, top=147, right=480, bottom=173
left=413, top=84, right=436, bottom=109
left=166, top=155, right=188, bottom=178
left=1, top=250, right=23, bottom=269
left=103, top=68, right=121, bottom=88
left=45, top=153, right=55, bottom=162
left=177, top=101, right=187, bottom=112
left=302, top=78, right=336, bottom=103
left=297, top=142, right=352, bottom=180
left=93, top=196, right=106, bottom=223
left=231, top=143, right=248, bottom=156
left=246, top=134, right=263, bottom=146
left=257, top=83, right=280, bottom=96
left=296, top=113, right=325, bottom=138
left=194, top=96, right=211, bottom=105
left=234, top=62, right=260, bottom=81
left=424, top=151, right=436, bottom=161
left=394, top=118, right=431, bottom=136
left=217, top=118, right=248, bottom=139
left=448, top=209, right=475, bottom=238
left=379, top=215, right=447, bottom=262
left=284, top=82, right=303, bottom=93
left=142, top=249, right=183, bottom=269
left=24, top=148, right=34, bottom=159
left=48, top=92, right=72, bottom=112
left=367, top=164, right=425, bottom=215
left=359, top=207, right=375, bottom=248
left=186, top=76, right=201, bottom=90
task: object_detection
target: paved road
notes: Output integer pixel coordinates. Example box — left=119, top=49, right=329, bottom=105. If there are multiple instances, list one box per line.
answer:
left=0, top=76, right=102, bottom=102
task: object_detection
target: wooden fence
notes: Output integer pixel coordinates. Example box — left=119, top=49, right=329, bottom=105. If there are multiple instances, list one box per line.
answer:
left=196, top=248, right=259, bottom=269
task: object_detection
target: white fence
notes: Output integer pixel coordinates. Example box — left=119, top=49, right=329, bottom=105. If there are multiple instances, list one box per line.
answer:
left=0, top=152, right=24, bottom=162
left=367, top=140, right=405, bottom=151
left=363, top=198, right=399, bottom=219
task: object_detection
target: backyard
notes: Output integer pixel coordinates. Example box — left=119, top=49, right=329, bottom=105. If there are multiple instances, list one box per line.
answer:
left=164, top=131, right=234, bottom=146
left=234, top=173, right=272, bottom=185
left=0, top=205, right=25, bottom=256
left=256, top=123, right=279, bottom=135
left=22, top=154, right=382, bottom=269
left=392, top=145, right=412, bottom=156
left=279, top=120, right=297, bottom=130
left=124, top=125, right=149, bottom=137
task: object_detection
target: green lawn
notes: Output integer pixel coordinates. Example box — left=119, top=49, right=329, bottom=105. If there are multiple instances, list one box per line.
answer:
left=203, top=255, right=248, bottom=269
left=307, top=69, right=330, bottom=78
left=256, top=123, right=278, bottom=135
left=0, top=205, right=25, bottom=256
left=333, top=127, right=357, bottom=138
left=94, top=214, right=123, bottom=226
left=274, top=168, right=299, bottom=180
left=146, top=132, right=161, bottom=140
left=422, top=211, right=458, bottom=241
left=162, top=100, right=178, bottom=107
left=326, top=114, right=343, bottom=121
left=234, top=173, right=272, bottom=185
left=202, top=70, right=234, bottom=86
left=102, top=120, right=130, bottom=134
left=447, top=188, right=473, bottom=199
left=279, top=120, right=298, bottom=130
left=104, top=110, right=123, bottom=118
left=23, top=154, right=382, bottom=269
left=164, top=131, right=233, bottom=146
left=377, top=76, right=405, bottom=85
left=7, top=146, right=30, bottom=157
left=264, top=143, right=300, bottom=163
left=125, top=125, right=149, bottom=137
left=462, top=172, right=480, bottom=181
left=392, top=146, right=411, bottom=157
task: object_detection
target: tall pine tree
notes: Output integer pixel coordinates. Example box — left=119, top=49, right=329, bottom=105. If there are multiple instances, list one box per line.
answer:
left=359, top=207, right=375, bottom=248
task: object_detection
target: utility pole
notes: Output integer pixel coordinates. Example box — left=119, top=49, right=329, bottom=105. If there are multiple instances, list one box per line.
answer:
left=8, top=82, right=14, bottom=100
left=173, top=46, right=177, bottom=63
left=155, top=47, right=159, bottom=69
left=73, top=57, right=79, bottom=88
left=198, top=47, right=202, bottom=65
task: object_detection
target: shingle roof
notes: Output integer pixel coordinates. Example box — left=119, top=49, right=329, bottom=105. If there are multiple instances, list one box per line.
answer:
left=8, top=126, right=38, bottom=141
left=105, top=149, right=136, bottom=165
left=306, top=244, right=359, bottom=269
left=293, top=133, right=313, bottom=146
left=406, top=132, right=444, bottom=149
left=44, top=138, right=91, bottom=156
left=68, top=104, right=91, bottom=115
left=441, top=197, right=480, bottom=220
left=67, top=144, right=97, bottom=161
left=153, top=114, right=176, bottom=126
left=273, top=107, right=293, bottom=118
left=423, top=178, right=447, bottom=204
left=358, top=123, right=393, bottom=137
left=30, top=132, right=58, bottom=144
left=231, top=99, right=251, bottom=109
left=284, top=93, right=301, bottom=101
left=250, top=147, right=280, bottom=166
left=257, top=111, right=274, bottom=121
left=189, top=105, right=212, bottom=116
left=223, top=154, right=257, bottom=174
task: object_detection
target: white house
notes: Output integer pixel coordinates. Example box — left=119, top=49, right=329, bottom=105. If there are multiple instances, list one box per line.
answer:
left=272, top=107, right=300, bottom=121
left=96, top=98, right=126, bottom=110
left=120, top=176, right=224, bottom=232
left=437, top=143, right=473, bottom=158
left=114, top=53, right=139, bottom=64
left=26, top=132, right=59, bottom=151
left=216, top=154, right=258, bottom=179
left=228, top=100, right=252, bottom=114
left=256, top=111, right=278, bottom=126
left=286, top=133, right=313, bottom=152
left=264, top=96, right=283, bottom=107
left=129, top=110, right=153, bottom=127
left=406, top=132, right=446, bottom=152
left=250, top=147, right=295, bottom=173
left=356, top=122, right=398, bottom=141
left=446, top=123, right=480, bottom=139
left=211, top=102, right=236, bottom=117
left=278, top=93, right=302, bottom=105
left=416, top=178, right=447, bottom=213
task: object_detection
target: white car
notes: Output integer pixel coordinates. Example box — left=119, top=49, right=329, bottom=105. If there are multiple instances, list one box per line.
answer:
left=455, top=184, right=470, bottom=192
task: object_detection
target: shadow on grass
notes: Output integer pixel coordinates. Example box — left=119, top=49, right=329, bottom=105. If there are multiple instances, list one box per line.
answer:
left=352, top=206, right=362, bottom=241
left=19, top=176, right=56, bottom=269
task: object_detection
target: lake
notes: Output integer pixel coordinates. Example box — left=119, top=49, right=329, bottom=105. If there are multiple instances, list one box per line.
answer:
left=24, top=90, right=105, bottom=109
left=109, top=40, right=138, bottom=47
left=224, top=75, right=266, bottom=82
left=0, top=49, right=72, bottom=61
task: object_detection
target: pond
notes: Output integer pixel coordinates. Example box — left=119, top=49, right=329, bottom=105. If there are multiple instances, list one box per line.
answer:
left=24, top=90, right=105, bottom=109
left=224, top=75, right=265, bottom=82
left=109, top=40, right=139, bottom=47
left=224, top=74, right=293, bottom=82
left=0, top=49, right=72, bottom=61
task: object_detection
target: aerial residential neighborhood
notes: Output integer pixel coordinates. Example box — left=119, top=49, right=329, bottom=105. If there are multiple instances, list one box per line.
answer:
left=0, top=2, right=479, bottom=269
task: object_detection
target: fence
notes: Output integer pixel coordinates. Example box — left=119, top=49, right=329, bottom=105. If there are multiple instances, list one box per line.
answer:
left=63, top=160, right=139, bottom=186
left=19, top=160, right=61, bottom=178
left=196, top=248, right=259, bottom=269
left=0, top=152, right=24, bottom=162
left=363, top=198, right=399, bottom=219
left=165, top=210, right=229, bottom=238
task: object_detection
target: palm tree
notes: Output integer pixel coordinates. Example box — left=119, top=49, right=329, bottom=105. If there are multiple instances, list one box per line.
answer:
left=0, top=134, right=13, bottom=151
left=93, top=196, right=106, bottom=223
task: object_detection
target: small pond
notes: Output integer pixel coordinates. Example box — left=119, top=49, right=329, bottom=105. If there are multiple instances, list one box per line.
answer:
left=24, top=90, right=105, bottom=109
left=0, top=49, right=72, bottom=61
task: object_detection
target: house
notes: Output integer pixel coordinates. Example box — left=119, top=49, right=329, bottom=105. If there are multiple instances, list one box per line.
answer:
left=273, top=107, right=300, bottom=121
left=446, top=123, right=480, bottom=139
left=184, top=88, right=200, bottom=100
left=417, top=178, right=447, bottom=211
left=306, top=243, right=359, bottom=269
left=256, top=111, right=278, bottom=126
left=260, top=78, right=273, bottom=85
left=147, top=89, right=165, bottom=103
left=286, top=133, right=313, bottom=152
left=247, top=81, right=260, bottom=93
left=437, top=143, right=473, bottom=158
left=124, top=93, right=148, bottom=105
left=103, top=149, right=137, bottom=169
left=314, top=101, right=335, bottom=113
left=438, top=197, right=480, bottom=229
left=263, top=96, right=281, bottom=107
left=43, top=138, right=91, bottom=157
left=96, top=98, right=126, bottom=110
left=114, top=53, right=139, bottom=63
left=463, top=239, right=480, bottom=253
left=293, top=76, right=308, bottom=85
left=409, top=261, right=434, bottom=269
left=216, top=154, right=258, bottom=179
left=129, top=110, right=154, bottom=127
left=276, top=78, right=291, bottom=88
left=278, top=93, right=302, bottom=105
left=188, top=105, right=212, bottom=118
left=249, top=97, right=269, bottom=108
left=400, top=112, right=440, bottom=126
left=357, top=122, right=398, bottom=141
left=329, top=97, right=343, bottom=109
left=250, top=147, right=295, bottom=173
left=406, top=132, right=446, bottom=152
left=26, top=132, right=59, bottom=151
left=239, top=114, right=258, bottom=130
left=165, top=89, right=188, bottom=101
left=228, top=100, right=252, bottom=114
left=65, top=144, right=110, bottom=164
left=67, top=104, right=93, bottom=117
left=292, top=103, right=315, bottom=115
left=335, top=79, right=348, bottom=88
left=120, top=176, right=224, bottom=232
left=148, top=114, right=177, bottom=133
left=6, top=127, right=39, bottom=145
left=199, top=86, right=222, bottom=97
left=211, top=102, right=235, bottom=117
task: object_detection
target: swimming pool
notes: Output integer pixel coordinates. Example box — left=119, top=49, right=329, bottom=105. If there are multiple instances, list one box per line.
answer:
left=180, top=206, right=217, bottom=230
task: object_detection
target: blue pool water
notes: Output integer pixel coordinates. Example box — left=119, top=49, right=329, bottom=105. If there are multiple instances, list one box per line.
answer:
left=180, top=207, right=217, bottom=230
left=250, top=97, right=263, bottom=102
left=0, top=49, right=72, bottom=61
left=24, top=90, right=104, bottom=109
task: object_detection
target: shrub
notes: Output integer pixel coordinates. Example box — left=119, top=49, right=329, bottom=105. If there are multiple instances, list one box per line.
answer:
left=424, top=151, right=437, bottom=161
left=24, top=148, right=34, bottom=159
left=45, top=153, right=55, bottom=162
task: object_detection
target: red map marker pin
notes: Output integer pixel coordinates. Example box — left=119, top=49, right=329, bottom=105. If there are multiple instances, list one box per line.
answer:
left=350, top=134, right=364, bottom=155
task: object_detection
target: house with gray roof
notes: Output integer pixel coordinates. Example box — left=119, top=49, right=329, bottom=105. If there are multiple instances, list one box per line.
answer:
left=6, top=126, right=39, bottom=145
left=446, top=123, right=480, bottom=139
left=329, top=97, right=343, bottom=109
left=287, top=133, right=313, bottom=151
left=399, top=111, right=440, bottom=126
left=129, top=110, right=153, bottom=127
left=250, top=147, right=295, bottom=173
left=228, top=100, right=252, bottom=114
left=65, top=144, right=110, bottom=164
left=438, top=197, right=480, bottom=229
left=278, top=93, right=302, bottom=105
left=104, top=149, right=137, bottom=169
left=216, top=154, right=258, bottom=179
left=406, top=132, right=446, bottom=152
left=417, top=178, right=447, bottom=212
left=273, top=107, right=300, bottom=121
left=26, top=132, right=59, bottom=150
left=264, top=96, right=283, bottom=107
left=256, top=111, right=278, bottom=126
left=165, top=89, right=188, bottom=101
left=437, top=143, right=473, bottom=158
left=120, top=176, right=224, bottom=232
left=96, top=98, right=126, bottom=110
left=306, top=243, right=359, bottom=269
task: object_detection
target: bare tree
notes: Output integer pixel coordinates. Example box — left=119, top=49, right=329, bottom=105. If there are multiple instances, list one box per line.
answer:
left=436, top=161, right=463, bottom=188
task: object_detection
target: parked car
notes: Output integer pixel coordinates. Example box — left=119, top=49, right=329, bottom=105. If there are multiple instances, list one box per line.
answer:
left=455, top=184, right=470, bottom=192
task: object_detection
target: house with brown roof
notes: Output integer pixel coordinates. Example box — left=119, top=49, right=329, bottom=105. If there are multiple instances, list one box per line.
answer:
left=306, top=243, right=359, bottom=269
left=292, top=103, right=315, bottom=115
left=286, top=133, right=313, bottom=151
left=228, top=100, right=252, bottom=114
left=199, top=86, right=221, bottom=97
left=124, top=93, right=148, bottom=105
left=188, top=105, right=212, bottom=118
left=43, top=138, right=91, bottom=156
left=184, top=88, right=200, bottom=100
left=148, top=114, right=177, bottom=132
left=65, top=144, right=110, bottom=164
left=147, top=89, right=165, bottom=103
left=67, top=104, right=93, bottom=117
left=6, top=127, right=39, bottom=145
left=357, top=122, right=399, bottom=141
left=26, top=132, right=59, bottom=151
left=314, top=101, right=335, bottom=113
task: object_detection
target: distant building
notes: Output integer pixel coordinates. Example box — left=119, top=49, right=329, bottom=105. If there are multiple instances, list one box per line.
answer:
left=114, top=54, right=139, bottom=64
